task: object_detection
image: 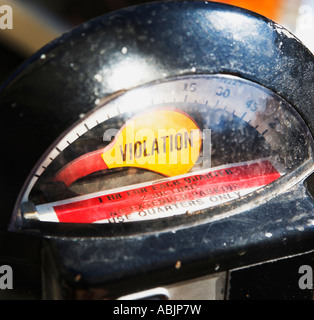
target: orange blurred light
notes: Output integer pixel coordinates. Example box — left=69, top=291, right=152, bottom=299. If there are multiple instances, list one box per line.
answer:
left=211, top=0, right=283, bottom=21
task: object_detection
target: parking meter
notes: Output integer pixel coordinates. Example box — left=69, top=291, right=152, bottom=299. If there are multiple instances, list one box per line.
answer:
left=0, top=1, right=313, bottom=299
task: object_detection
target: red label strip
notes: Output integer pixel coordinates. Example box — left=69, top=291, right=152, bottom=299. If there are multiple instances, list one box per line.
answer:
left=52, top=160, right=280, bottom=223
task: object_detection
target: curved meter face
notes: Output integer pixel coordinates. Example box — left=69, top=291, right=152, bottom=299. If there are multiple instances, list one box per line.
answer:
left=19, top=74, right=313, bottom=224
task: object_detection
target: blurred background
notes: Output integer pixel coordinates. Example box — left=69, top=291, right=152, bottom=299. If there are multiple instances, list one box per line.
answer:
left=0, top=0, right=313, bottom=84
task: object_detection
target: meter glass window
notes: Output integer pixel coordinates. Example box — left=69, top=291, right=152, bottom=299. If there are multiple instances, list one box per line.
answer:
left=19, top=75, right=313, bottom=223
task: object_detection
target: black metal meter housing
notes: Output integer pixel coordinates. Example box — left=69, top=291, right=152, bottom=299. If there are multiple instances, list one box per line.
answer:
left=0, top=1, right=313, bottom=300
